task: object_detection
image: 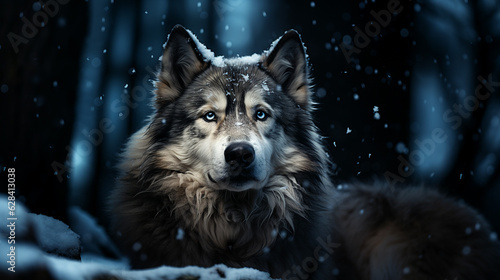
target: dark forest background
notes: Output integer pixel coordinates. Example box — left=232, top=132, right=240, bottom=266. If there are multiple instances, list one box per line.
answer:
left=1, top=0, right=499, bottom=234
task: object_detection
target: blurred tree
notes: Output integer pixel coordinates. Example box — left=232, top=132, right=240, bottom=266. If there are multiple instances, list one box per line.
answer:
left=411, top=0, right=500, bottom=230
left=0, top=1, right=88, bottom=222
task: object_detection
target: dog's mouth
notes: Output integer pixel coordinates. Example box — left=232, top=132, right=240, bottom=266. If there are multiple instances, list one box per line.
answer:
left=207, top=172, right=260, bottom=191
left=208, top=172, right=218, bottom=184
left=230, top=174, right=257, bottom=184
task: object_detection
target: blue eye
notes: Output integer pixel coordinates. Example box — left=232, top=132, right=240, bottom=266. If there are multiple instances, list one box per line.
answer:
left=256, top=111, right=267, bottom=121
left=203, top=111, right=217, bottom=122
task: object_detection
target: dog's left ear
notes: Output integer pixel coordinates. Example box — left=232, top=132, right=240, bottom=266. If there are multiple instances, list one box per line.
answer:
left=263, top=30, right=311, bottom=110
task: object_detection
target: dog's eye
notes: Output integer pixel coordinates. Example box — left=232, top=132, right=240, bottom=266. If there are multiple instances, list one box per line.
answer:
left=203, top=111, right=217, bottom=122
left=255, top=111, right=267, bottom=121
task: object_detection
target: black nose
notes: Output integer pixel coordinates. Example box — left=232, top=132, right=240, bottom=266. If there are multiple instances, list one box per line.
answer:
left=224, top=143, right=255, bottom=168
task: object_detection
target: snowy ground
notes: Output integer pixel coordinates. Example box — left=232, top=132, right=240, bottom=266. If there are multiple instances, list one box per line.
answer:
left=0, top=195, right=272, bottom=280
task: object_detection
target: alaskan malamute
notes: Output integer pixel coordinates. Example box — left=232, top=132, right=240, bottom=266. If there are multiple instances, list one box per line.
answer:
left=110, top=25, right=500, bottom=279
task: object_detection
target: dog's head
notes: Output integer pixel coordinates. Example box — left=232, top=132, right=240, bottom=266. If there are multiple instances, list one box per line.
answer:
left=118, top=25, right=331, bottom=259
left=149, top=25, right=320, bottom=193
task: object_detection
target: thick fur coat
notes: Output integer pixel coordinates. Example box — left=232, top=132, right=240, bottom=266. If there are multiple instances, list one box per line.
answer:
left=110, top=25, right=500, bottom=279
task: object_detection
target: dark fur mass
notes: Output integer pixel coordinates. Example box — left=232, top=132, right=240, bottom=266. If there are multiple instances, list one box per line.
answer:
left=110, top=25, right=500, bottom=279
left=333, top=184, right=500, bottom=279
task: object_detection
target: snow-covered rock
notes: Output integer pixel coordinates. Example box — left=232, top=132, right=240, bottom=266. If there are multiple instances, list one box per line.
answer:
left=29, top=213, right=81, bottom=259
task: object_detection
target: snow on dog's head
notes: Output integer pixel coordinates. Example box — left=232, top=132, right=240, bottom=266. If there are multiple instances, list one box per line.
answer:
left=112, top=25, right=331, bottom=268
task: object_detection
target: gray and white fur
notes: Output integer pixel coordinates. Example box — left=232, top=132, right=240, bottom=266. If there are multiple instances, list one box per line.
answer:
left=110, top=25, right=500, bottom=280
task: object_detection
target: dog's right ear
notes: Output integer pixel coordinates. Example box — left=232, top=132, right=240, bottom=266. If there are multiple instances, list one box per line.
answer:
left=155, top=25, right=209, bottom=106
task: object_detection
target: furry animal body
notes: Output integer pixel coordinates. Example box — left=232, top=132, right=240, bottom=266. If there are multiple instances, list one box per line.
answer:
left=110, top=25, right=500, bottom=279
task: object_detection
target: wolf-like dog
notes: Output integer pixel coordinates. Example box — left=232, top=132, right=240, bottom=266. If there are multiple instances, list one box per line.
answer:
left=110, top=25, right=500, bottom=279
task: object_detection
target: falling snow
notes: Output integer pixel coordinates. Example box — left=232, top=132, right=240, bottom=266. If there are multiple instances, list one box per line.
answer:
left=261, top=83, right=269, bottom=92
left=176, top=228, right=185, bottom=240
left=240, top=73, right=249, bottom=82
left=373, top=106, right=380, bottom=120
